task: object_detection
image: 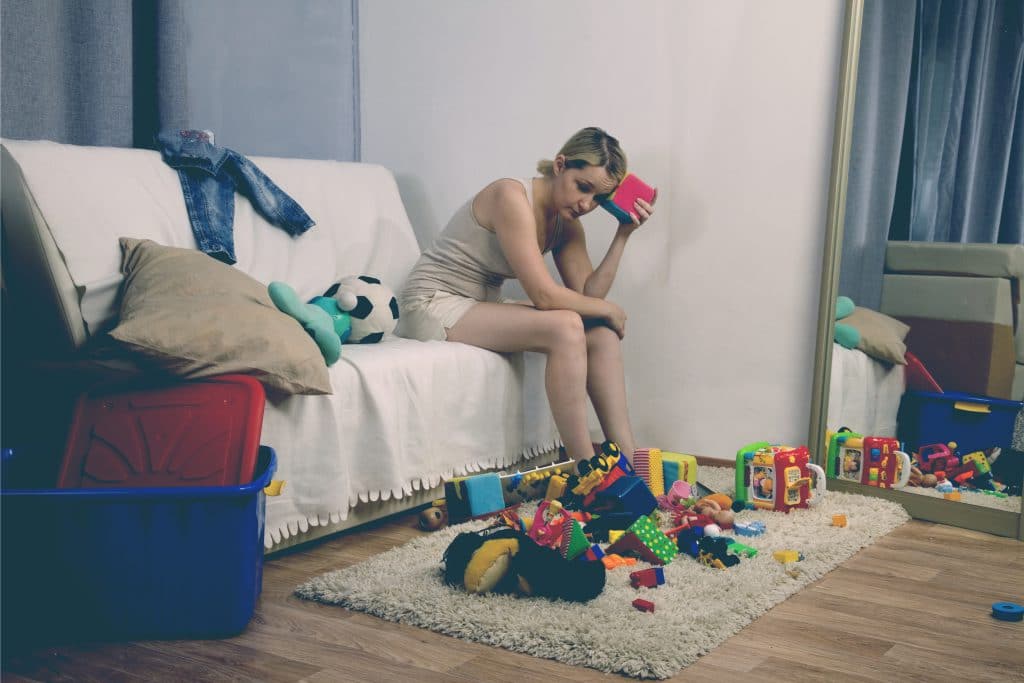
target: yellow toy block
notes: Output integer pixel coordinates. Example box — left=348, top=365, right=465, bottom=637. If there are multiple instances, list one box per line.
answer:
left=608, top=529, right=625, bottom=544
left=633, top=448, right=665, bottom=497
left=944, top=491, right=962, bottom=501
left=545, top=474, right=568, bottom=501
left=831, top=514, right=847, bottom=527
left=773, top=550, right=801, bottom=564
left=661, top=451, right=698, bottom=486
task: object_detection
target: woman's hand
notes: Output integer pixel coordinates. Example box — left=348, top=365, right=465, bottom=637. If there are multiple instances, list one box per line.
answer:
left=620, top=188, right=658, bottom=233
left=602, top=301, right=628, bottom=339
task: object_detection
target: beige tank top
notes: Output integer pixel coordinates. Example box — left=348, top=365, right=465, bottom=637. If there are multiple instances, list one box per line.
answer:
left=401, top=178, right=563, bottom=303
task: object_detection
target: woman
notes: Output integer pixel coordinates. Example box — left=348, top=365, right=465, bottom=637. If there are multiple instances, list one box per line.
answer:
left=398, top=127, right=656, bottom=464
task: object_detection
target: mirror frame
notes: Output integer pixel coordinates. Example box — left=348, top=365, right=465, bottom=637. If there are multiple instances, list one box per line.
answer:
left=808, top=0, right=1024, bottom=540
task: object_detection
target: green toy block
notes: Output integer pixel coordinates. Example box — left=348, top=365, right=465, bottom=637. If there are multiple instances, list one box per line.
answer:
left=725, top=538, right=759, bottom=558
left=628, top=516, right=676, bottom=565
left=561, top=519, right=591, bottom=561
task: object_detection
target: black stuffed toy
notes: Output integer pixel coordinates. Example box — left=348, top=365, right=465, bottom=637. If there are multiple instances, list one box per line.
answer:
left=442, top=525, right=606, bottom=602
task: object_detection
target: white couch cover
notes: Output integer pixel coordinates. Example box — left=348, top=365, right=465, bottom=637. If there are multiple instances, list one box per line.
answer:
left=1, top=138, right=559, bottom=548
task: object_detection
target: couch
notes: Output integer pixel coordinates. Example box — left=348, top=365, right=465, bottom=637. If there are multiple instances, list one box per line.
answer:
left=881, top=241, right=1024, bottom=401
left=0, top=138, right=560, bottom=552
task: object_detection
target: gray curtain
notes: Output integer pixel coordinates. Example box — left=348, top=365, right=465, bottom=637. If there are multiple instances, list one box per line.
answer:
left=840, top=0, right=1024, bottom=309
left=1, top=0, right=359, bottom=160
left=838, top=0, right=916, bottom=310
left=1, top=0, right=188, bottom=148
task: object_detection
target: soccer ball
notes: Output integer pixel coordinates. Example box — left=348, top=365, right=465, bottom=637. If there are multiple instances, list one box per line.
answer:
left=323, top=275, right=399, bottom=344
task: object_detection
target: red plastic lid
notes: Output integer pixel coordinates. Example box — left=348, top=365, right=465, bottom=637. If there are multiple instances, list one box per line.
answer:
left=58, top=375, right=265, bottom=489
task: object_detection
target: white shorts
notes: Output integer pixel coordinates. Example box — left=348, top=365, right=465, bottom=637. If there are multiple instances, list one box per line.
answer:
left=397, top=290, right=522, bottom=342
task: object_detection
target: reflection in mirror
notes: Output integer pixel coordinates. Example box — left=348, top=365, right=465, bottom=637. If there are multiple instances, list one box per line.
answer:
left=819, top=0, right=1024, bottom=534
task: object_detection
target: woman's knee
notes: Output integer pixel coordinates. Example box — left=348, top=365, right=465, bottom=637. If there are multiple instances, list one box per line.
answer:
left=541, top=310, right=586, bottom=351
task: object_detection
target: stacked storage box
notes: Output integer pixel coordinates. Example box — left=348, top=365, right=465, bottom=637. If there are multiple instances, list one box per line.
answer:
left=882, top=241, right=1024, bottom=401
left=1, top=375, right=273, bottom=645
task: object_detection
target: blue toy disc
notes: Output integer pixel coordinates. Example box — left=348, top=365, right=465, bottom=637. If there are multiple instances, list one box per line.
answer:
left=991, top=602, right=1023, bottom=621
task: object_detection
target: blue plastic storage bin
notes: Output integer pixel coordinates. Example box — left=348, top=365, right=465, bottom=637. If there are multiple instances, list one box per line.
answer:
left=1, top=446, right=275, bottom=644
left=898, top=391, right=1023, bottom=455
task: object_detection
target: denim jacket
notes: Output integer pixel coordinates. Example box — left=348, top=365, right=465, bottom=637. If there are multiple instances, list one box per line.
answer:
left=155, top=129, right=315, bottom=264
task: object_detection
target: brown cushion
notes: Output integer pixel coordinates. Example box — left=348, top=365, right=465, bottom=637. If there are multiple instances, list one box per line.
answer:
left=109, top=238, right=332, bottom=395
left=844, top=306, right=910, bottom=365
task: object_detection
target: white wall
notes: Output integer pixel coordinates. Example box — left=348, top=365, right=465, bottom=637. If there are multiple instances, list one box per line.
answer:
left=361, top=0, right=844, bottom=460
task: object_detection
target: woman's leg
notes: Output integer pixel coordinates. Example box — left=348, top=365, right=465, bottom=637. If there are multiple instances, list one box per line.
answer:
left=584, top=324, right=637, bottom=460
left=447, top=303, right=594, bottom=462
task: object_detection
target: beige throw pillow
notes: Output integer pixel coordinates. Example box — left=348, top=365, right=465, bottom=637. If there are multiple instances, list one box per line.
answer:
left=844, top=306, right=911, bottom=365
left=109, top=238, right=332, bottom=395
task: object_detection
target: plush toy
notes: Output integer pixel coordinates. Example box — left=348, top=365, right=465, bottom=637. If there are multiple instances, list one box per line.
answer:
left=268, top=282, right=352, bottom=365
left=323, top=275, right=399, bottom=344
left=834, top=296, right=860, bottom=349
left=442, top=524, right=606, bottom=602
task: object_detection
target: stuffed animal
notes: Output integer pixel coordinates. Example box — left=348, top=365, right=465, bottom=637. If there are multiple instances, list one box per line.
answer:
left=834, top=296, right=860, bottom=349
left=268, top=282, right=352, bottom=365
left=442, top=524, right=606, bottom=602
left=323, top=275, right=400, bottom=344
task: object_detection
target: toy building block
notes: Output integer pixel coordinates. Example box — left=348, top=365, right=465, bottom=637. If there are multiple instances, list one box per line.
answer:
left=560, top=519, right=591, bottom=561
left=733, top=520, right=766, bottom=536
left=546, top=473, right=568, bottom=500
left=601, top=553, right=637, bottom=570
left=582, top=544, right=606, bottom=562
left=661, top=451, right=698, bottom=486
left=605, top=516, right=676, bottom=565
left=632, top=598, right=656, bottom=613
left=444, top=473, right=506, bottom=522
left=608, top=529, right=625, bottom=544
left=629, top=567, right=666, bottom=589
left=944, top=491, right=962, bottom=501
left=725, top=538, right=758, bottom=558
left=773, top=550, right=803, bottom=564
left=594, top=475, right=659, bottom=517
left=633, top=448, right=665, bottom=497
left=831, top=514, right=848, bottom=527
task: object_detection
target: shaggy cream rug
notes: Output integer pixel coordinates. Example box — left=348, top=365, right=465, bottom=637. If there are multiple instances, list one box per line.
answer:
left=295, top=467, right=910, bottom=679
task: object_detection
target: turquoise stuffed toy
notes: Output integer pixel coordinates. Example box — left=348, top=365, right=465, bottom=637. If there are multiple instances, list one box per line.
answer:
left=834, top=295, right=860, bottom=349
left=268, top=282, right=351, bottom=366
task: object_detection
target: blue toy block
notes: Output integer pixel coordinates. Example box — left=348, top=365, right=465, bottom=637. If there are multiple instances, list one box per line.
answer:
left=734, top=520, right=766, bottom=537
left=463, top=472, right=505, bottom=516
left=595, top=475, right=658, bottom=517
left=663, top=460, right=679, bottom=485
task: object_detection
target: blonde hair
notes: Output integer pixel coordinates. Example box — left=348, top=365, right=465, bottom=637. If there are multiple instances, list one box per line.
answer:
left=537, top=127, right=628, bottom=186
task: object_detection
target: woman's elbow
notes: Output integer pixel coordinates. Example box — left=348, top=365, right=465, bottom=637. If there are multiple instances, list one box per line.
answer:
left=530, top=287, right=561, bottom=311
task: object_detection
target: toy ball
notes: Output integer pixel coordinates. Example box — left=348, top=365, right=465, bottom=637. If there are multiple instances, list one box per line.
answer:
left=418, top=505, right=448, bottom=531
left=324, top=275, right=399, bottom=344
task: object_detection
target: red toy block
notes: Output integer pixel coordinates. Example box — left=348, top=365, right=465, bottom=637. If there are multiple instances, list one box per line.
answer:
left=629, top=567, right=666, bottom=589
left=632, top=598, right=655, bottom=613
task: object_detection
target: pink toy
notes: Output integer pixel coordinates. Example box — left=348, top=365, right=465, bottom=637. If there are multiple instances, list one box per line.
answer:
left=598, top=173, right=656, bottom=224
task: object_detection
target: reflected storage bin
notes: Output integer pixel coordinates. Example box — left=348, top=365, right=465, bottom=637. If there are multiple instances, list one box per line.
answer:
left=897, top=390, right=1023, bottom=455
left=1, top=446, right=276, bottom=644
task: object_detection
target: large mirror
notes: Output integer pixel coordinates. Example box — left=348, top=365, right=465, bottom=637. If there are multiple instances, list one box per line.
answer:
left=810, top=0, right=1024, bottom=539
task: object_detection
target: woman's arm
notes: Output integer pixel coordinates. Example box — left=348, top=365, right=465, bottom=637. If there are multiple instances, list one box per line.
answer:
left=477, top=180, right=625, bottom=333
left=555, top=193, right=657, bottom=299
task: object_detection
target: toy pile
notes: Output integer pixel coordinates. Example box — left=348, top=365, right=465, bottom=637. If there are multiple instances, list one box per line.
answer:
left=826, top=427, right=1019, bottom=500
left=428, top=440, right=828, bottom=608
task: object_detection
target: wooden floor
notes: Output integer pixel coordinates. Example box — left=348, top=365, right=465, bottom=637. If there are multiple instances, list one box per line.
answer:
left=4, top=514, right=1022, bottom=683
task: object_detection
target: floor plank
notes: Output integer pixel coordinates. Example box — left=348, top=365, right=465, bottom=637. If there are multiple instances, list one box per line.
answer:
left=3, top=515, right=1021, bottom=682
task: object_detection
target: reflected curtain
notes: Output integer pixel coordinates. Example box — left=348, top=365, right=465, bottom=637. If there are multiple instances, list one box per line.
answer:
left=840, top=0, right=1024, bottom=309
left=0, top=0, right=188, bottom=148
